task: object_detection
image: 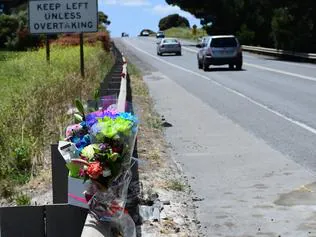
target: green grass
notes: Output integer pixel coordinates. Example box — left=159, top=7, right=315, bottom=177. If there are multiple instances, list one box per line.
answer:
left=166, top=179, right=185, bottom=192
left=165, top=27, right=208, bottom=41
left=15, top=192, right=31, bottom=206
left=0, top=44, right=114, bottom=197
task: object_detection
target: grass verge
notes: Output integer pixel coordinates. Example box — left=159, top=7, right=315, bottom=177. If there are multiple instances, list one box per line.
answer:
left=0, top=44, right=114, bottom=199
left=165, top=27, right=207, bottom=41
left=127, top=63, right=164, bottom=165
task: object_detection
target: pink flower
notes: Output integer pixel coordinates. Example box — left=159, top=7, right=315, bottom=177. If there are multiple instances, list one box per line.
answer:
left=79, top=168, right=86, bottom=177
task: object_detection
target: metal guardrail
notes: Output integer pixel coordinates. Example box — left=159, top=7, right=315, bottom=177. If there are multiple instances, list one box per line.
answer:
left=242, top=45, right=316, bottom=61
left=117, top=55, right=128, bottom=112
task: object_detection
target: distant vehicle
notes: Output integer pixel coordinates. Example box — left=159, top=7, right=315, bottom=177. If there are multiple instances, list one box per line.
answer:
left=157, top=38, right=182, bottom=56
left=121, top=32, right=129, bottom=37
left=197, top=35, right=243, bottom=71
left=156, top=31, right=165, bottom=38
left=141, top=31, right=150, bottom=36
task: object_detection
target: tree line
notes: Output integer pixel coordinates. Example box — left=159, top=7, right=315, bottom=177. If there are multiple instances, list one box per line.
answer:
left=165, top=0, right=316, bottom=52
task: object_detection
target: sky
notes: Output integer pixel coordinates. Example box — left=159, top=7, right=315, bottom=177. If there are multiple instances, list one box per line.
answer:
left=98, top=0, right=201, bottom=37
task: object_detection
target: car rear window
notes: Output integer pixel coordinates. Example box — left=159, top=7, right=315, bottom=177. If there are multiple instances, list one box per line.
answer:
left=163, top=39, right=178, bottom=44
left=211, top=37, right=237, bottom=47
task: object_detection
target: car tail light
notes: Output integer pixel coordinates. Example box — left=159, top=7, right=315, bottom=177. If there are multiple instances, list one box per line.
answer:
left=206, top=47, right=213, bottom=56
left=238, top=46, right=242, bottom=53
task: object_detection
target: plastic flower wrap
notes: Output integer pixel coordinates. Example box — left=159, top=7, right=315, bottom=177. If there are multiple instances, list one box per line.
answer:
left=58, top=97, right=138, bottom=221
left=60, top=99, right=138, bottom=187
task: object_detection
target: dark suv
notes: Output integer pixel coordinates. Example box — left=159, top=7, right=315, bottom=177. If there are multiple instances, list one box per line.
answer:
left=197, top=35, right=243, bottom=71
left=156, top=31, right=165, bottom=38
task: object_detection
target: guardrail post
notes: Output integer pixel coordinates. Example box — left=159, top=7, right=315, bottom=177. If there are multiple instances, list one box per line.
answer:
left=51, top=144, right=68, bottom=204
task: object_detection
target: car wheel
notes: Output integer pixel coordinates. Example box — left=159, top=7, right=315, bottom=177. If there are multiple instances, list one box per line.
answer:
left=203, top=60, right=209, bottom=71
left=229, top=64, right=234, bottom=70
left=198, top=60, right=202, bottom=69
left=236, top=62, right=242, bottom=70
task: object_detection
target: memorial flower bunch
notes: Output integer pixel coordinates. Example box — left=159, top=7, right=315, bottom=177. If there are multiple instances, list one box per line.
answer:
left=62, top=99, right=138, bottom=189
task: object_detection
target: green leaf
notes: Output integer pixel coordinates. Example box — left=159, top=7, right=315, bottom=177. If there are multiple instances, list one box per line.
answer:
left=74, top=113, right=83, bottom=123
left=94, top=88, right=100, bottom=101
left=93, top=89, right=100, bottom=110
left=75, top=99, right=85, bottom=119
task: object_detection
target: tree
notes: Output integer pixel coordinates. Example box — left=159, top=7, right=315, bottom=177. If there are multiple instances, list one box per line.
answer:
left=159, top=14, right=190, bottom=31
left=0, top=14, right=19, bottom=48
left=0, top=11, right=41, bottom=50
left=192, top=24, right=197, bottom=35
left=165, top=0, right=316, bottom=52
left=98, top=11, right=111, bottom=26
left=98, top=11, right=110, bottom=31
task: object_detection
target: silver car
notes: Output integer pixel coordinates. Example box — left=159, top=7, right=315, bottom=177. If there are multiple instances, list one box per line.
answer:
left=157, top=38, right=182, bottom=56
left=197, top=35, right=243, bottom=71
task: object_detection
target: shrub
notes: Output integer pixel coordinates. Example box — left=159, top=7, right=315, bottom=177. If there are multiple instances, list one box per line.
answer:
left=159, top=14, right=190, bottom=31
left=0, top=14, right=19, bottom=48
left=236, top=24, right=255, bottom=45
left=53, top=32, right=111, bottom=51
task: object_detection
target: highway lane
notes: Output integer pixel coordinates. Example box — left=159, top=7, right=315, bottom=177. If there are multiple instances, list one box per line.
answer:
left=119, top=37, right=316, bottom=170
left=147, top=36, right=316, bottom=79
left=114, top=37, right=316, bottom=236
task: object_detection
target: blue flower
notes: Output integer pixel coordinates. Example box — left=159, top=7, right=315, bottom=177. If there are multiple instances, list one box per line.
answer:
left=72, top=134, right=91, bottom=152
left=119, top=112, right=138, bottom=123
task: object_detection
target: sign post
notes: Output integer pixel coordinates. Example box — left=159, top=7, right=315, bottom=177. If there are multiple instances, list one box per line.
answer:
left=28, top=0, right=98, bottom=74
left=46, top=35, right=50, bottom=62
left=80, top=32, right=84, bottom=78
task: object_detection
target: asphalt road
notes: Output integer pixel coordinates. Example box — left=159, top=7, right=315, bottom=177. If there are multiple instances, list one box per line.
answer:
left=115, top=37, right=316, bottom=236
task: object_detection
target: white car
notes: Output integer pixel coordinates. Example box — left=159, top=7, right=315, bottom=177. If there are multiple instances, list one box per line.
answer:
left=157, top=38, right=182, bottom=56
left=197, top=35, right=243, bottom=71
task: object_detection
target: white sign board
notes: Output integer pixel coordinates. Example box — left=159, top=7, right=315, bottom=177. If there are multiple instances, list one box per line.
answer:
left=28, top=0, right=98, bottom=34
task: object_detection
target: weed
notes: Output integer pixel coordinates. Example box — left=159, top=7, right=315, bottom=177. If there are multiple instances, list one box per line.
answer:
left=148, top=149, right=161, bottom=161
left=147, top=114, right=162, bottom=130
left=15, top=192, right=31, bottom=206
left=167, top=179, right=185, bottom=192
left=0, top=180, right=15, bottom=199
left=127, top=63, right=141, bottom=77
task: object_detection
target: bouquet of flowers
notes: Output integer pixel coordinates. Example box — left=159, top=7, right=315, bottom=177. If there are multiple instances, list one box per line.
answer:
left=58, top=97, right=138, bottom=220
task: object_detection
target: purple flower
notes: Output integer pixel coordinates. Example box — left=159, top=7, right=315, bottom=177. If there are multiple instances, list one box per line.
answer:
left=85, top=109, right=119, bottom=127
left=104, top=109, right=119, bottom=119
left=99, top=143, right=108, bottom=150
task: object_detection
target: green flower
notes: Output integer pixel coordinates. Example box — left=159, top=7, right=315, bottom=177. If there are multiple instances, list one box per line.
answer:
left=81, top=144, right=99, bottom=160
left=109, top=153, right=119, bottom=162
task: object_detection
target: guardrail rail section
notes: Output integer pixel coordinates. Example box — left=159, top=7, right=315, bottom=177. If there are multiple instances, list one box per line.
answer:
left=242, top=45, right=316, bottom=62
left=0, top=42, right=130, bottom=237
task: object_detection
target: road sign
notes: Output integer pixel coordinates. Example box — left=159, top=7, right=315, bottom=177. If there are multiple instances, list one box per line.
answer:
left=28, top=0, right=98, bottom=34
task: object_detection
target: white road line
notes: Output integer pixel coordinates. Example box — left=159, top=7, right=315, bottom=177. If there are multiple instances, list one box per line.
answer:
left=244, top=63, right=316, bottom=81
left=182, top=46, right=316, bottom=82
left=123, top=39, right=316, bottom=136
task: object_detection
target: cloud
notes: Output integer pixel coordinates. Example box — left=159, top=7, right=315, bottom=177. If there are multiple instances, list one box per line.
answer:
left=102, top=0, right=151, bottom=6
left=151, top=4, right=195, bottom=19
